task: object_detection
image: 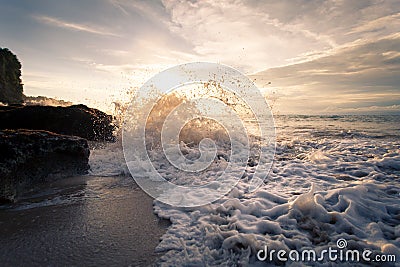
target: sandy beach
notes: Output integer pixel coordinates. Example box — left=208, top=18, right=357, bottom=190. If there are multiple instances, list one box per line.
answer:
left=0, top=175, right=169, bottom=267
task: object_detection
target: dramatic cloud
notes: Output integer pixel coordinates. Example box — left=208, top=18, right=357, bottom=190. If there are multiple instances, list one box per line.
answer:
left=161, top=0, right=338, bottom=71
left=252, top=34, right=400, bottom=114
left=0, top=0, right=399, bottom=113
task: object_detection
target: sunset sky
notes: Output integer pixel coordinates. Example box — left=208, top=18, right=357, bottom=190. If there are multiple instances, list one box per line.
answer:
left=0, top=0, right=399, bottom=114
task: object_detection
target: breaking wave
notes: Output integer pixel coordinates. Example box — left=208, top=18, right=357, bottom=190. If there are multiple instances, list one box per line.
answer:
left=87, top=114, right=400, bottom=265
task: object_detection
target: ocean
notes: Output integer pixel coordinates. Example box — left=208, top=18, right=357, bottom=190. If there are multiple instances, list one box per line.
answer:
left=150, top=115, right=400, bottom=266
left=2, top=115, right=400, bottom=266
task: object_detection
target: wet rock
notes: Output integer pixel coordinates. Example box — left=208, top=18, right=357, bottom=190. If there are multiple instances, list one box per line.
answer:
left=0, top=104, right=115, bottom=141
left=0, top=129, right=90, bottom=203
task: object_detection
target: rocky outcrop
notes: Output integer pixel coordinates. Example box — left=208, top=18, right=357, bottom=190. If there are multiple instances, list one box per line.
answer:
left=0, top=129, right=90, bottom=203
left=0, top=104, right=115, bottom=141
left=0, top=48, right=24, bottom=104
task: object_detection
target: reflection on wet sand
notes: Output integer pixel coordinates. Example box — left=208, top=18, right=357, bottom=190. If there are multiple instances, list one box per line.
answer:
left=0, top=175, right=169, bottom=266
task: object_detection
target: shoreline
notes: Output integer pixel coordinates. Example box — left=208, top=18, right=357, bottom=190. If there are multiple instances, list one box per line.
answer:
left=0, top=175, right=169, bottom=266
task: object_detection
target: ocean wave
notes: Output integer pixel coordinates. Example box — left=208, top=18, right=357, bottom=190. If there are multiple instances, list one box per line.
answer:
left=51, top=115, right=400, bottom=265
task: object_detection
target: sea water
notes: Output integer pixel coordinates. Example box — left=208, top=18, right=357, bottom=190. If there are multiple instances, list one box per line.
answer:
left=89, top=115, right=400, bottom=266
left=5, top=115, right=400, bottom=266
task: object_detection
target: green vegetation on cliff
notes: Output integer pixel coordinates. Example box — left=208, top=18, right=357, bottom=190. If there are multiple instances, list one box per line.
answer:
left=0, top=48, right=23, bottom=104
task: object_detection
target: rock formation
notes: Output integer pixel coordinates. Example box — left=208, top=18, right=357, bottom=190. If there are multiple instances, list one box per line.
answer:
left=0, top=129, right=90, bottom=203
left=0, top=48, right=23, bottom=104
left=0, top=104, right=115, bottom=141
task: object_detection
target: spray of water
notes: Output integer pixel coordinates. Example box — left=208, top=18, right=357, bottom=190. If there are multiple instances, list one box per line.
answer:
left=122, top=62, right=276, bottom=207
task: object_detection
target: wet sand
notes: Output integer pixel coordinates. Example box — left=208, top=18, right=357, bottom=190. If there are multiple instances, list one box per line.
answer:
left=0, top=176, right=169, bottom=266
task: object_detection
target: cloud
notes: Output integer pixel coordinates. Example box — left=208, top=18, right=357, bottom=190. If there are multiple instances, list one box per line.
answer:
left=252, top=35, right=400, bottom=114
left=34, top=15, right=120, bottom=37
left=321, top=104, right=400, bottom=115
left=3, top=0, right=399, bottom=113
left=160, top=0, right=338, bottom=72
left=109, top=0, right=130, bottom=15
left=347, top=12, right=400, bottom=36
left=156, top=0, right=400, bottom=73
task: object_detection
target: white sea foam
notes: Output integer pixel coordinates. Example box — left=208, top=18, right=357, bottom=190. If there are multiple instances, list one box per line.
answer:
left=88, top=140, right=129, bottom=177
left=89, top=115, right=399, bottom=265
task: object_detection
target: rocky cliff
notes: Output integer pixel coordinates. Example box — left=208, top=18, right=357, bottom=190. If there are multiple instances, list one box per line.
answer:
left=0, top=48, right=23, bottom=104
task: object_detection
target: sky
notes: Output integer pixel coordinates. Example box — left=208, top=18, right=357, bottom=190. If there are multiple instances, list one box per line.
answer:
left=0, top=0, right=399, bottom=114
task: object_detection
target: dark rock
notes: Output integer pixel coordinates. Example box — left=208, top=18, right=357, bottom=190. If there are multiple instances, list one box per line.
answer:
left=0, top=129, right=90, bottom=203
left=0, top=104, right=115, bottom=141
left=0, top=48, right=24, bottom=104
